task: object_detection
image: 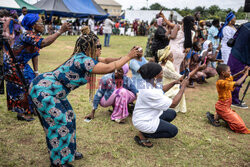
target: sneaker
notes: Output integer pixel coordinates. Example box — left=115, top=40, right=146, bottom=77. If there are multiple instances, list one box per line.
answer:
left=231, top=103, right=248, bottom=109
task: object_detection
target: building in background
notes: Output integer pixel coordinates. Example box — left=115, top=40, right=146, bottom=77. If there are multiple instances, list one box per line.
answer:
left=94, top=0, right=122, bottom=17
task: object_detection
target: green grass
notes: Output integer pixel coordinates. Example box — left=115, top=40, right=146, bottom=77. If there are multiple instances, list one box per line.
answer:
left=0, top=35, right=249, bottom=167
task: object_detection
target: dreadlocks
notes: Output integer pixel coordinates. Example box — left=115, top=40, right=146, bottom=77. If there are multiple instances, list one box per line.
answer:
left=71, top=26, right=99, bottom=102
left=183, top=16, right=195, bottom=49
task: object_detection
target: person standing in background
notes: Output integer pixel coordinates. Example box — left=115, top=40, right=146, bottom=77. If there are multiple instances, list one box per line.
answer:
left=18, top=6, right=27, bottom=33
left=88, top=15, right=95, bottom=32
left=103, top=17, right=114, bottom=47
left=218, top=12, right=237, bottom=65
left=207, top=19, right=220, bottom=68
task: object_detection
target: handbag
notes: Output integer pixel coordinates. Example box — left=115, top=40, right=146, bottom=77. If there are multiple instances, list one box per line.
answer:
left=227, top=38, right=235, bottom=47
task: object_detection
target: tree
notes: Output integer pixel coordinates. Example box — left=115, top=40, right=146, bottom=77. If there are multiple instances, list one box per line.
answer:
left=208, top=5, right=220, bottom=15
left=193, top=6, right=206, bottom=15
left=224, top=8, right=235, bottom=14
left=128, top=5, right=133, bottom=10
left=141, top=7, right=148, bottom=10
left=172, top=8, right=180, bottom=13
left=179, top=7, right=192, bottom=17
left=236, top=6, right=246, bottom=19
left=237, top=6, right=244, bottom=13
left=149, top=3, right=164, bottom=10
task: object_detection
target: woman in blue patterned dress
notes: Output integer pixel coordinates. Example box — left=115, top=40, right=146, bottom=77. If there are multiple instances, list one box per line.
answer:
left=3, top=13, right=70, bottom=121
left=29, top=26, right=140, bottom=167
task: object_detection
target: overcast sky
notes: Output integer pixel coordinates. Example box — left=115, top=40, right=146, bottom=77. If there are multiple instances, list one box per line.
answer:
left=27, top=0, right=245, bottom=11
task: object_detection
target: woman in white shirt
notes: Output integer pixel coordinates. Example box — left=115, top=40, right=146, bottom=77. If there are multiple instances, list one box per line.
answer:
left=132, top=62, right=189, bottom=147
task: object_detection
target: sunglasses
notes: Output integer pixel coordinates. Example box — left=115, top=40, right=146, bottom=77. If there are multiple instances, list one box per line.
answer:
left=96, top=44, right=102, bottom=49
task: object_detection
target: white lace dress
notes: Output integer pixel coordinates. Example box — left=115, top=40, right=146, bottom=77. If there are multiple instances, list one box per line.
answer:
left=163, top=61, right=187, bottom=113
left=221, top=26, right=236, bottom=64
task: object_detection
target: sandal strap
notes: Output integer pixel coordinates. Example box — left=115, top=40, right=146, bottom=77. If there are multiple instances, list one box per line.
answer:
left=140, top=139, right=150, bottom=143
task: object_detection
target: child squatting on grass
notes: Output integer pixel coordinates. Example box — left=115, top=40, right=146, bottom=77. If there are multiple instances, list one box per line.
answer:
left=207, top=64, right=250, bottom=134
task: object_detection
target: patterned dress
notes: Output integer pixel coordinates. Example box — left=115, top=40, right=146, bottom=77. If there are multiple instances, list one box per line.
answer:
left=4, top=31, right=43, bottom=114
left=29, top=53, right=98, bottom=165
left=144, top=25, right=157, bottom=58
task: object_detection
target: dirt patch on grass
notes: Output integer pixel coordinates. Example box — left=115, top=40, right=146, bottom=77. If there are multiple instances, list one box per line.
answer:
left=102, top=152, right=114, bottom=160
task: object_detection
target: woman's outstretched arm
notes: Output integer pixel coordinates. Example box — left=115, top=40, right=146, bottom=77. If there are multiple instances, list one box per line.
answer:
left=92, top=47, right=140, bottom=74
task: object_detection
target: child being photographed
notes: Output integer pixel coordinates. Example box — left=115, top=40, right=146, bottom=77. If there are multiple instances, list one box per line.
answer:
left=207, top=64, right=250, bottom=134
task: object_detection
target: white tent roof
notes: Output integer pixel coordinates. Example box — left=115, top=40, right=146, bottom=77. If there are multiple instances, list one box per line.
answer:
left=124, top=10, right=183, bottom=23
left=0, top=0, right=19, bottom=8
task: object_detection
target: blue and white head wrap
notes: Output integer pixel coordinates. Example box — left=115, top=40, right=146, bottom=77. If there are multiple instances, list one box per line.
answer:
left=217, top=12, right=235, bottom=39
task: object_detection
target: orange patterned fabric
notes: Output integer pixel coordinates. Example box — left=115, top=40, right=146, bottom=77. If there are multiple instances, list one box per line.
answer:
left=215, top=98, right=250, bottom=134
left=216, top=76, right=235, bottom=101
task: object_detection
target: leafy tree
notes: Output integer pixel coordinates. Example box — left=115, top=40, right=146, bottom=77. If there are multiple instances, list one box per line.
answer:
left=128, top=5, right=133, bottom=10
left=141, top=7, right=148, bottom=10
left=208, top=5, right=220, bottom=15
left=150, top=3, right=164, bottom=10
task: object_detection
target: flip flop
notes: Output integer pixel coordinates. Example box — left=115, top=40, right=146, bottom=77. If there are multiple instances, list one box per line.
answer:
left=134, top=136, right=153, bottom=148
left=206, top=112, right=221, bottom=127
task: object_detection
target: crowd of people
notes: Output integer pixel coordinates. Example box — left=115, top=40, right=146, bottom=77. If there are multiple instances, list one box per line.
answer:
left=0, top=6, right=249, bottom=167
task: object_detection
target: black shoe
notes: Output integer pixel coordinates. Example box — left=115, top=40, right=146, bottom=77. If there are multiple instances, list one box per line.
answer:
left=17, top=115, right=35, bottom=122
left=128, top=103, right=135, bottom=114
left=75, top=152, right=83, bottom=160
left=206, top=112, right=220, bottom=127
left=108, top=109, right=113, bottom=114
left=50, top=163, right=74, bottom=167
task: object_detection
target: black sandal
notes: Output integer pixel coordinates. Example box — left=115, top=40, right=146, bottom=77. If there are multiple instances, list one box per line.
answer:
left=206, top=112, right=221, bottom=127
left=134, top=136, right=153, bottom=148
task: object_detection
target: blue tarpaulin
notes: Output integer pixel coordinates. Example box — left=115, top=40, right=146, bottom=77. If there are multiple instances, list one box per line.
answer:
left=34, top=0, right=108, bottom=19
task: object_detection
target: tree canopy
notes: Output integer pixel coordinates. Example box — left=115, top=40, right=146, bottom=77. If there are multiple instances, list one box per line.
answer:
left=140, top=4, right=246, bottom=21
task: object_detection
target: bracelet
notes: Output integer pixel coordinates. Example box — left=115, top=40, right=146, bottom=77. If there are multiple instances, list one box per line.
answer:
left=34, top=71, right=39, bottom=74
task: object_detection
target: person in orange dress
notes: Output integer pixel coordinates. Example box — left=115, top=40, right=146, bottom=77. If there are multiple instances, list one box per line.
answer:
left=207, top=64, right=250, bottom=134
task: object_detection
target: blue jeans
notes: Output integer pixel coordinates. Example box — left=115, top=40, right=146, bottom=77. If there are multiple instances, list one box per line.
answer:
left=104, top=33, right=111, bottom=46
left=142, top=109, right=178, bottom=138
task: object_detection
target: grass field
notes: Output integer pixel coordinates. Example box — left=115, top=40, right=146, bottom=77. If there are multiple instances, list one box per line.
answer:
left=0, top=35, right=249, bottom=167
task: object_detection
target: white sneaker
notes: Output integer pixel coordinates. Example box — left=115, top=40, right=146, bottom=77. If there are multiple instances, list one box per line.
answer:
left=231, top=103, right=248, bottom=109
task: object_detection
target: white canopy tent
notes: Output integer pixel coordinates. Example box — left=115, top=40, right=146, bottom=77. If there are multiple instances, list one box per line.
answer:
left=123, top=10, right=183, bottom=23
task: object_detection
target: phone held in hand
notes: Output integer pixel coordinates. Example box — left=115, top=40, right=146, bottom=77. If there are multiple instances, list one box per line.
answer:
left=84, top=117, right=92, bottom=123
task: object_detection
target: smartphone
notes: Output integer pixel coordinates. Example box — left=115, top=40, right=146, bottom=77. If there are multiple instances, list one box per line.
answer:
left=84, top=117, right=92, bottom=123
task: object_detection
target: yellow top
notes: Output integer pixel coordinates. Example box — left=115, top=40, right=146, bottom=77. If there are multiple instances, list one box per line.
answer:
left=216, top=76, right=235, bottom=101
